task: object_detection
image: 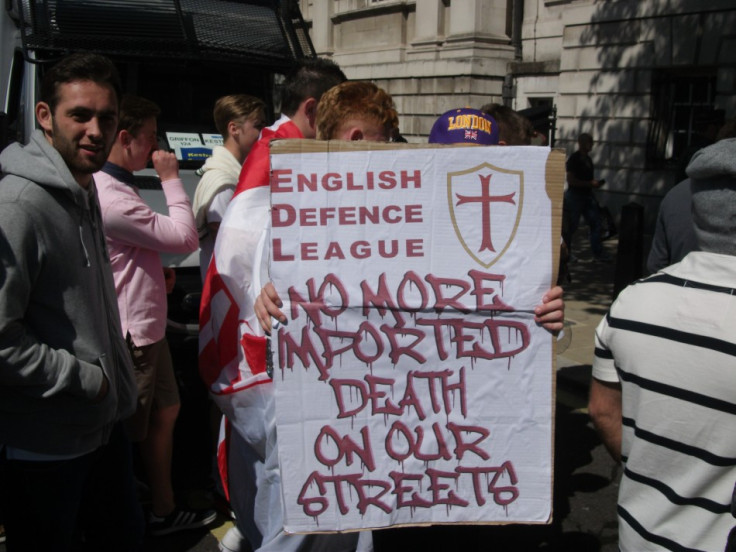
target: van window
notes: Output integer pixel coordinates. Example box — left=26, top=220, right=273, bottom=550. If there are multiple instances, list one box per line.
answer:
left=116, top=60, right=274, bottom=169
left=2, top=49, right=26, bottom=148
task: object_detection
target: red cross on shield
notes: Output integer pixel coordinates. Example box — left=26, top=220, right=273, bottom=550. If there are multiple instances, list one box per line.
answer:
left=447, top=162, right=523, bottom=268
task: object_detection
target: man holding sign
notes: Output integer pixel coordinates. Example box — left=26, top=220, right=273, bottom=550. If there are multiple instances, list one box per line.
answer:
left=200, top=77, right=397, bottom=551
left=255, top=108, right=564, bottom=533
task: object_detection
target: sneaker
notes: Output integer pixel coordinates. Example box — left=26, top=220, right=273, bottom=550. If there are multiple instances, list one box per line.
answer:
left=148, top=507, right=217, bottom=537
left=219, top=525, right=245, bottom=552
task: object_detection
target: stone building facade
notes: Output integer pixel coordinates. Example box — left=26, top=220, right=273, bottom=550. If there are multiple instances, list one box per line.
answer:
left=298, top=0, right=736, bottom=227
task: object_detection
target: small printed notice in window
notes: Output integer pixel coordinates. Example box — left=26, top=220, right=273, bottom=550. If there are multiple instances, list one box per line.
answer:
left=165, top=132, right=212, bottom=162
left=202, top=133, right=224, bottom=147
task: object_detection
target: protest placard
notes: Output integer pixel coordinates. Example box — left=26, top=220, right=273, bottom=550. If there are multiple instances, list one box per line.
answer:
left=269, top=140, right=564, bottom=533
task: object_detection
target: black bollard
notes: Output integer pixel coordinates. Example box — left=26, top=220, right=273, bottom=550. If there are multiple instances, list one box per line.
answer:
left=613, top=202, right=644, bottom=299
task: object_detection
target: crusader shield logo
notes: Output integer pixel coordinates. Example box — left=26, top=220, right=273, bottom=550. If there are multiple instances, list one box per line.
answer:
left=447, top=162, right=524, bottom=268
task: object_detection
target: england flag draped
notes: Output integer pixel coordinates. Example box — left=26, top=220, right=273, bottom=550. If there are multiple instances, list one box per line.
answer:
left=198, top=115, right=302, bottom=488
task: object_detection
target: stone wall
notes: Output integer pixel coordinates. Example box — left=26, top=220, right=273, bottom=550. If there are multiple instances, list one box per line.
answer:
left=299, top=0, right=736, bottom=228
left=302, top=0, right=517, bottom=141
left=515, top=0, right=736, bottom=226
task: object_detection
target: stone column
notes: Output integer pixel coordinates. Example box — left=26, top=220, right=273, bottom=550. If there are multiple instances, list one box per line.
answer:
left=412, top=0, right=444, bottom=48
left=446, top=0, right=509, bottom=44
left=310, top=0, right=334, bottom=56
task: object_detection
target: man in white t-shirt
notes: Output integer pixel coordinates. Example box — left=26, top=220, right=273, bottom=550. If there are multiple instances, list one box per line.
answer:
left=589, top=138, right=736, bottom=551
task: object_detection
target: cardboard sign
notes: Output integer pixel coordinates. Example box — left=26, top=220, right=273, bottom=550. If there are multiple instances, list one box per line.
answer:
left=269, top=141, right=564, bottom=533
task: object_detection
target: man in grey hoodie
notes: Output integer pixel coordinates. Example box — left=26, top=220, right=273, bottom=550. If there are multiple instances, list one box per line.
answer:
left=0, top=53, right=143, bottom=551
left=588, top=137, right=736, bottom=551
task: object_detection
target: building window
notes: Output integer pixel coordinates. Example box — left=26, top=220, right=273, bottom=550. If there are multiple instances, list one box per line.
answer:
left=647, top=69, right=719, bottom=167
left=528, top=97, right=553, bottom=109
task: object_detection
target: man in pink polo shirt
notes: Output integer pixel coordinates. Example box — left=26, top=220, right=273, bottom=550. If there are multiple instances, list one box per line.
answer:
left=96, top=95, right=215, bottom=536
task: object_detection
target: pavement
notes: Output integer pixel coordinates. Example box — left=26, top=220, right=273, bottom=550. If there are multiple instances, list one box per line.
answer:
left=557, top=233, right=620, bottom=390
left=0, top=232, right=626, bottom=552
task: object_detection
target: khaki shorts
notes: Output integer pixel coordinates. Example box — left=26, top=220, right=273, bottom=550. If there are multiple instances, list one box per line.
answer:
left=124, top=336, right=180, bottom=442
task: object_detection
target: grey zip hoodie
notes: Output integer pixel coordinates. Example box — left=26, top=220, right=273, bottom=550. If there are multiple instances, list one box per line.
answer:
left=0, top=130, right=137, bottom=455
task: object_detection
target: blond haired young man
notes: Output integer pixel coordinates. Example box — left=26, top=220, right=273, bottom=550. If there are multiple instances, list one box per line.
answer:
left=193, top=95, right=267, bottom=280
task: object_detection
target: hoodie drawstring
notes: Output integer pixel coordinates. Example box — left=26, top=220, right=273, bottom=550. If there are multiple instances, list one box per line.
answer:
left=79, top=225, right=91, bottom=267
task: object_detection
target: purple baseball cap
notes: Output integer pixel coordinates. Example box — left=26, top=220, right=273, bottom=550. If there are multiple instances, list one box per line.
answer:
left=428, top=108, right=500, bottom=145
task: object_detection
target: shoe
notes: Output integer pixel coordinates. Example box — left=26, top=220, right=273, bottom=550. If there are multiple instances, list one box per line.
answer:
left=219, top=525, right=245, bottom=552
left=148, top=507, right=217, bottom=537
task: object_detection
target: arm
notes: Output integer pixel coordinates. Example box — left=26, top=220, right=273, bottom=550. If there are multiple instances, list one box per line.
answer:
left=589, top=312, right=623, bottom=462
left=534, top=285, right=564, bottom=334
left=256, top=284, right=567, bottom=336
left=0, top=209, right=106, bottom=401
left=566, top=170, right=602, bottom=190
left=588, top=378, right=622, bottom=462
left=100, top=151, right=198, bottom=253
left=254, top=282, right=285, bottom=334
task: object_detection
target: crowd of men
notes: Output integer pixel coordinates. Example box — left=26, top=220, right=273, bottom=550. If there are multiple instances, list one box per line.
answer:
left=0, top=50, right=734, bottom=552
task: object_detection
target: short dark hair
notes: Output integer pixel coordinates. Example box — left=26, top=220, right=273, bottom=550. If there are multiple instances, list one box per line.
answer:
left=280, top=57, right=346, bottom=116
left=213, top=95, right=266, bottom=138
left=40, top=53, right=122, bottom=114
left=480, top=103, right=533, bottom=145
left=117, top=95, right=161, bottom=136
left=578, top=133, right=594, bottom=146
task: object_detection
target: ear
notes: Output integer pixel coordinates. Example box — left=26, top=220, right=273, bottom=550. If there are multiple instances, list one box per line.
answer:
left=227, top=120, right=239, bottom=140
left=348, top=127, right=364, bottom=141
left=119, top=129, right=133, bottom=147
left=35, top=102, right=53, bottom=134
left=303, top=97, right=318, bottom=129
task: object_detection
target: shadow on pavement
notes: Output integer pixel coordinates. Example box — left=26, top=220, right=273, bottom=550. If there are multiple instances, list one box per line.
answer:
left=564, top=232, right=619, bottom=315
left=372, top=371, right=619, bottom=552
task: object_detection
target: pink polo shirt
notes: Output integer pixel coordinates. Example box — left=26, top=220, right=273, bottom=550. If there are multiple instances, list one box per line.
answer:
left=95, top=163, right=198, bottom=347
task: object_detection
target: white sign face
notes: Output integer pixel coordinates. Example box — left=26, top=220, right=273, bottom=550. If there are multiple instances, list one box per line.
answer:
left=269, top=143, right=562, bottom=533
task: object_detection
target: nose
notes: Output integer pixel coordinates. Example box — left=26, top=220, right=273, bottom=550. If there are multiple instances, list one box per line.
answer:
left=87, top=117, right=103, bottom=140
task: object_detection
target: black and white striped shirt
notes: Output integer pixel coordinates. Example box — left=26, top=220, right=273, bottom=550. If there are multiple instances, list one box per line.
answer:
left=593, top=252, right=736, bottom=552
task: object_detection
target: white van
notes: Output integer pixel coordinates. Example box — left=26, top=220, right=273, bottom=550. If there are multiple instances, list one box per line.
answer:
left=1, top=0, right=314, bottom=339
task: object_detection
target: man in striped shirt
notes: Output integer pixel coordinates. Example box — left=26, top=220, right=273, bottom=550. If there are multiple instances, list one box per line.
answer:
left=589, top=137, right=736, bottom=551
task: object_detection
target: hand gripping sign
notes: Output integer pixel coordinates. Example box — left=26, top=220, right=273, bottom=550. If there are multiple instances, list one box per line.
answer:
left=268, top=140, right=564, bottom=533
